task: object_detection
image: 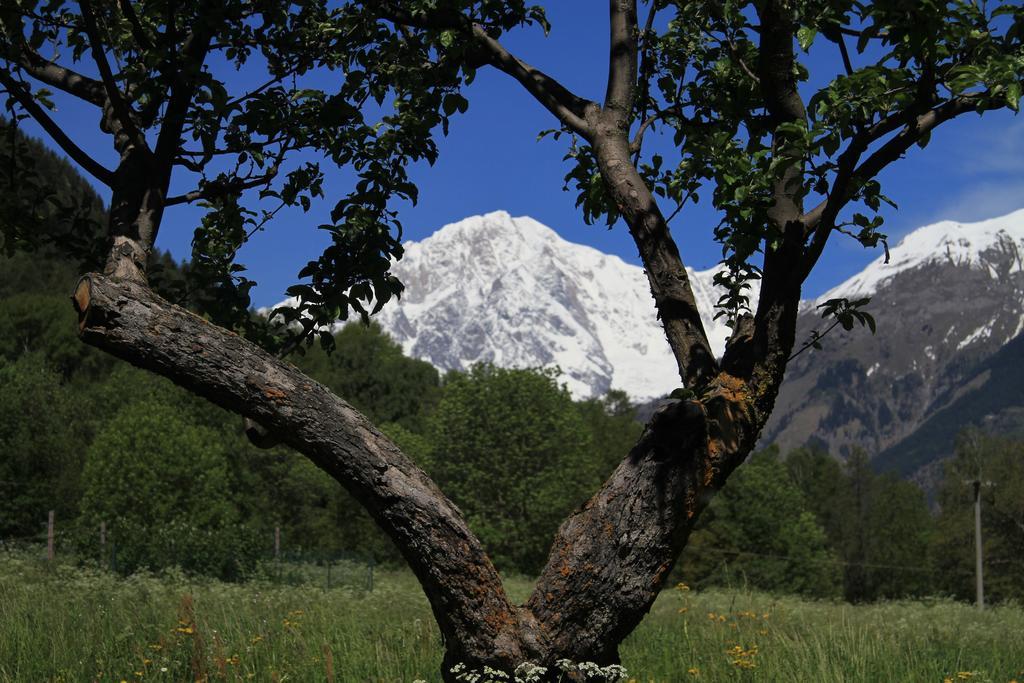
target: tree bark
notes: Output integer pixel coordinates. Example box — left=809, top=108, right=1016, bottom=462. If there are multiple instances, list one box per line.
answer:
left=591, top=129, right=719, bottom=389
left=524, top=369, right=763, bottom=665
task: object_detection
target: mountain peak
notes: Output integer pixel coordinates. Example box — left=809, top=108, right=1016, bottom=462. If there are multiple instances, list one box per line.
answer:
left=820, top=208, right=1024, bottom=303
left=375, top=212, right=750, bottom=399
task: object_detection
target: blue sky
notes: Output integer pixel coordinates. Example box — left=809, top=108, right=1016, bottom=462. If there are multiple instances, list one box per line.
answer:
left=21, top=5, right=1024, bottom=308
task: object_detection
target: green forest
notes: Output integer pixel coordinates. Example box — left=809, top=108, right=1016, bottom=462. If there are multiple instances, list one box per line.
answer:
left=2, top=123, right=1023, bottom=605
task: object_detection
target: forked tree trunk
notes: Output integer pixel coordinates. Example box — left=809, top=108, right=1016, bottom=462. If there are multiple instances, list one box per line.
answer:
left=73, top=273, right=775, bottom=680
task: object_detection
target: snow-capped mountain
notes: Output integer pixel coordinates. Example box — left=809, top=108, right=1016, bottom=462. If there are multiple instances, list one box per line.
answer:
left=372, top=211, right=756, bottom=399
left=276, top=206, right=1024, bottom=478
left=763, top=208, right=1024, bottom=477
left=820, top=208, right=1024, bottom=305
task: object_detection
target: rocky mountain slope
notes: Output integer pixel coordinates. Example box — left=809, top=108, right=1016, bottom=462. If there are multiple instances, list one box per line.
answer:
left=762, top=209, right=1024, bottom=475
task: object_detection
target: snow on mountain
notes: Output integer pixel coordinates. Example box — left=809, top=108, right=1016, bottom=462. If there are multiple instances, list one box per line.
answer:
left=819, top=208, right=1024, bottom=303
left=277, top=207, right=1024, bottom=411
left=372, top=211, right=752, bottom=400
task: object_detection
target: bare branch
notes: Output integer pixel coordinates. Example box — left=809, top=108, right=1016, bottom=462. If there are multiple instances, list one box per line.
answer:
left=629, top=113, right=659, bottom=154
left=172, top=155, right=204, bottom=173
left=755, top=0, right=808, bottom=241
left=469, top=25, right=596, bottom=138
left=2, top=45, right=106, bottom=106
left=723, top=0, right=809, bottom=380
left=75, top=273, right=525, bottom=670
left=631, top=0, right=659, bottom=159
left=0, top=71, right=114, bottom=185
left=375, top=3, right=597, bottom=139
left=801, top=107, right=924, bottom=237
left=836, top=33, right=853, bottom=76
left=374, top=3, right=465, bottom=31
left=725, top=35, right=760, bottom=84
left=165, top=170, right=278, bottom=207
left=604, top=0, right=639, bottom=118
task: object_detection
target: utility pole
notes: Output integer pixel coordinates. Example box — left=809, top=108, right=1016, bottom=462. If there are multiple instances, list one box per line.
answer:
left=971, top=478, right=984, bottom=611
left=966, top=473, right=995, bottom=611
left=967, top=419, right=995, bottom=611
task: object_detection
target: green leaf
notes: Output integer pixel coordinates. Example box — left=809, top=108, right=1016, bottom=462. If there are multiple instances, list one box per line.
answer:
left=797, top=27, right=817, bottom=52
left=442, top=93, right=468, bottom=117
left=1007, top=82, right=1022, bottom=112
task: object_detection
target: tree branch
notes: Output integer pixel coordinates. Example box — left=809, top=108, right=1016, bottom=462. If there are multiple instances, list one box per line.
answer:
left=800, top=106, right=924, bottom=238
left=73, top=274, right=530, bottom=671
left=527, top=376, right=759, bottom=663
left=604, top=0, right=639, bottom=118
left=738, top=0, right=808, bottom=380
left=154, top=27, right=213, bottom=170
left=374, top=3, right=597, bottom=139
left=2, top=45, right=106, bottom=106
left=799, top=94, right=991, bottom=278
left=630, top=0, right=659, bottom=159
left=117, top=0, right=154, bottom=52
left=165, top=170, right=278, bottom=206
left=80, top=0, right=147, bottom=150
left=469, top=25, right=596, bottom=139
left=593, top=139, right=720, bottom=387
left=0, top=71, right=114, bottom=185
left=629, top=113, right=659, bottom=154
left=374, top=3, right=465, bottom=31
left=836, top=33, right=853, bottom=76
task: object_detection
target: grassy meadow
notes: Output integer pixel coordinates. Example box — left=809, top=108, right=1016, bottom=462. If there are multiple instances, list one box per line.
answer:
left=1, top=549, right=1022, bottom=683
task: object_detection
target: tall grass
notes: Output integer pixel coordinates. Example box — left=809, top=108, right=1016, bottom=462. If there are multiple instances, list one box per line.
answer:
left=1, top=548, right=1021, bottom=682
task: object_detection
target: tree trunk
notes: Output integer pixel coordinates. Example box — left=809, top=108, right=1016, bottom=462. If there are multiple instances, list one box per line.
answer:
left=72, top=273, right=778, bottom=680
left=524, top=371, right=762, bottom=666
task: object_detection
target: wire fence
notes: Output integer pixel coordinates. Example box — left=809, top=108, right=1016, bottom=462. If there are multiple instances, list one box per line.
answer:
left=5, top=511, right=1016, bottom=597
left=0, top=513, right=378, bottom=592
left=685, top=544, right=987, bottom=577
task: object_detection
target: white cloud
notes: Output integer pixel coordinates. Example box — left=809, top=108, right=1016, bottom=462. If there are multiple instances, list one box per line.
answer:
left=925, top=179, right=1024, bottom=225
